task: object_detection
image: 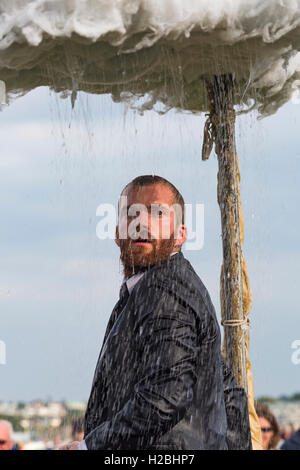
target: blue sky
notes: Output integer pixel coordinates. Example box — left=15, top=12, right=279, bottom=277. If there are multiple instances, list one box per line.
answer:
left=0, top=87, right=299, bottom=401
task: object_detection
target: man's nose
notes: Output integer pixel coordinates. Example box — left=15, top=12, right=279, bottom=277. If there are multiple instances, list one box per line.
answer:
left=137, top=209, right=149, bottom=228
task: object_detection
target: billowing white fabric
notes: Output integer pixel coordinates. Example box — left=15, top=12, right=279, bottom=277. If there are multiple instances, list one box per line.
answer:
left=0, top=0, right=299, bottom=115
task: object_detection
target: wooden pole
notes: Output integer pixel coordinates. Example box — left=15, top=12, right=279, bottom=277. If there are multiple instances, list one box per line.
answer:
left=205, top=74, right=248, bottom=390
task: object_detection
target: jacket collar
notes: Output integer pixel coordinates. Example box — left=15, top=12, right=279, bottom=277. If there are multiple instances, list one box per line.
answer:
left=125, top=251, right=183, bottom=294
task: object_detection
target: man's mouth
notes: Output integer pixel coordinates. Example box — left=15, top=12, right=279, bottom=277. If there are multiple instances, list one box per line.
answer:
left=133, top=239, right=152, bottom=245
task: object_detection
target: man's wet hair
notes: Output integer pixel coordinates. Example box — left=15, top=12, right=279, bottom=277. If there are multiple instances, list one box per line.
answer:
left=120, top=175, right=185, bottom=226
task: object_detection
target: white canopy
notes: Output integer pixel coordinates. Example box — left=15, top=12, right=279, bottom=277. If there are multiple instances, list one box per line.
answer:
left=0, top=0, right=300, bottom=115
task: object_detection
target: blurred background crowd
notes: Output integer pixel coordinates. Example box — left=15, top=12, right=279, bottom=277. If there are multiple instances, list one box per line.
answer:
left=0, top=397, right=300, bottom=450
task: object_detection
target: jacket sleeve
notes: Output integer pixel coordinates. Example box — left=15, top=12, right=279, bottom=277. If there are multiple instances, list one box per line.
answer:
left=222, top=357, right=253, bottom=450
left=84, top=284, right=200, bottom=450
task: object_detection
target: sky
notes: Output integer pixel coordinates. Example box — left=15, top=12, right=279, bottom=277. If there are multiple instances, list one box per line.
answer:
left=0, top=86, right=299, bottom=402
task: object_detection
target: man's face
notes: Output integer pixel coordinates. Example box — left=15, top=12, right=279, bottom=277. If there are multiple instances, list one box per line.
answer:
left=0, top=423, right=13, bottom=451
left=116, top=184, right=184, bottom=278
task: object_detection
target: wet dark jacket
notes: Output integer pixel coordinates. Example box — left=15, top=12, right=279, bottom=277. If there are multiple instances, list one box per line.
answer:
left=222, top=358, right=252, bottom=450
left=83, top=252, right=251, bottom=450
left=280, top=429, right=300, bottom=450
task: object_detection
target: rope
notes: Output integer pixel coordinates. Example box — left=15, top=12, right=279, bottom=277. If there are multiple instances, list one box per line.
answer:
left=202, top=114, right=213, bottom=161
left=202, top=110, right=236, bottom=161
left=221, top=317, right=251, bottom=331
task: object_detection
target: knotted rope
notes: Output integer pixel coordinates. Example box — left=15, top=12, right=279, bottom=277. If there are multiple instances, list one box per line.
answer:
left=202, top=110, right=236, bottom=160
left=221, top=317, right=251, bottom=332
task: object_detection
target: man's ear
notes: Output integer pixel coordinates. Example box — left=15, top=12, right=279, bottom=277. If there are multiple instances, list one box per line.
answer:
left=174, top=224, right=188, bottom=249
left=115, top=225, right=120, bottom=247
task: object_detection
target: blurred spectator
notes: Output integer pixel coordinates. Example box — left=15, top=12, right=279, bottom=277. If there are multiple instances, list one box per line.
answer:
left=52, top=435, right=63, bottom=449
left=71, top=418, right=84, bottom=442
left=43, top=438, right=53, bottom=450
left=280, top=428, right=300, bottom=450
left=280, top=423, right=295, bottom=441
left=0, top=420, right=14, bottom=451
left=255, top=403, right=281, bottom=450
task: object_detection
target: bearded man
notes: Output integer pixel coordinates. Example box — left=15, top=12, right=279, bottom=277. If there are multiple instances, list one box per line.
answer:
left=60, top=174, right=251, bottom=450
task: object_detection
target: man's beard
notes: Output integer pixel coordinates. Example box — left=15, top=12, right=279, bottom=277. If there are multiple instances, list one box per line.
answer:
left=119, top=233, right=176, bottom=279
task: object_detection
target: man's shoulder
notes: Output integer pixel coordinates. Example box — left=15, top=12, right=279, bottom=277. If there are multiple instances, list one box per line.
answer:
left=139, top=252, right=196, bottom=290
left=132, top=252, right=215, bottom=316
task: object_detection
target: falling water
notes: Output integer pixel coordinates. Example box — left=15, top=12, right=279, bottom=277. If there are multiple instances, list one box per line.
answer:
left=1, top=0, right=300, bottom=450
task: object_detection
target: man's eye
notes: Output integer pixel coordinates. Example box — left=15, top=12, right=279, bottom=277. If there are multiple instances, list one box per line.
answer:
left=151, top=209, right=160, bottom=216
left=152, top=207, right=167, bottom=217
left=127, top=209, right=140, bottom=217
